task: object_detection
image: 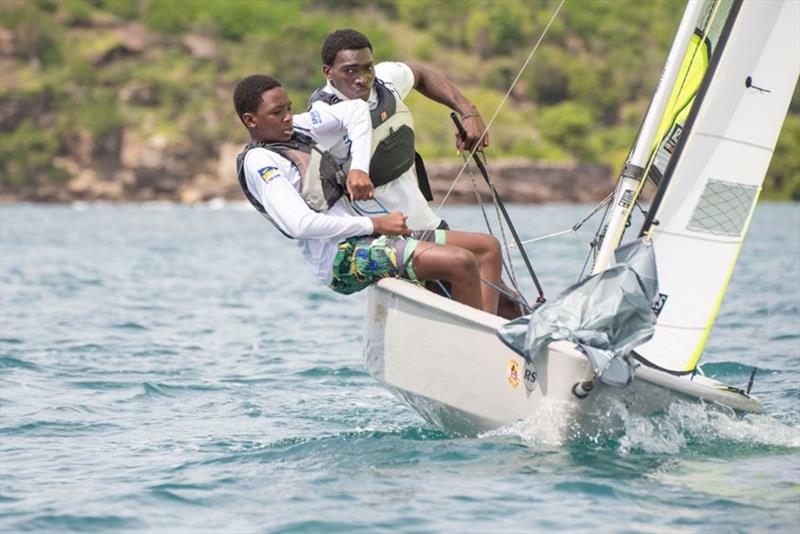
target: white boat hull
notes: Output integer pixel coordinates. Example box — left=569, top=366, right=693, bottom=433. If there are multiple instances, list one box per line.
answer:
left=364, top=279, right=761, bottom=438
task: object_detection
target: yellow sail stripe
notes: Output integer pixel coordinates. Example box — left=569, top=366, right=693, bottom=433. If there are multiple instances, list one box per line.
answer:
left=639, top=32, right=711, bottom=241
left=650, top=33, right=709, bottom=157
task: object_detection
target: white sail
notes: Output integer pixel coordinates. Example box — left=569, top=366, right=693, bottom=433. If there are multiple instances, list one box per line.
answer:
left=635, top=0, right=799, bottom=373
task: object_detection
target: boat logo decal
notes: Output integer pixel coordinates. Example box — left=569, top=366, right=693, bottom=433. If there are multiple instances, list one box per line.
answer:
left=524, top=367, right=537, bottom=386
left=652, top=293, right=668, bottom=317
left=507, top=358, right=520, bottom=388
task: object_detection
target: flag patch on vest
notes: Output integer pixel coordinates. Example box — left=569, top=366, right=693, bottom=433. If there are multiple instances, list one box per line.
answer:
left=258, top=166, right=280, bottom=183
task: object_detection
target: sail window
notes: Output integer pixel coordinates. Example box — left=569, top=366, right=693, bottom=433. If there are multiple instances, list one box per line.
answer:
left=687, top=179, right=757, bottom=237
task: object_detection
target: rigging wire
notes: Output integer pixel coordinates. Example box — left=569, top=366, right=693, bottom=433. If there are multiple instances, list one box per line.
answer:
left=580, top=192, right=615, bottom=280
left=506, top=192, right=615, bottom=249
left=435, top=0, right=567, bottom=211
left=450, top=113, right=545, bottom=303
left=482, top=152, right=523, bottom=291
left=431, top=0, right=568, bottom=305
left=462, top=155, right=523, bottom=296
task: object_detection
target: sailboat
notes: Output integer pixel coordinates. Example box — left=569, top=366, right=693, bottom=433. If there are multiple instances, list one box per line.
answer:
left=363, top=0, right=799, bottom=439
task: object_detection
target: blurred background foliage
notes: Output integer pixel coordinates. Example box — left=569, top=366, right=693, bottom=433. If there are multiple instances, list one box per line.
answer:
left=0, top=0, right=797, bottom=199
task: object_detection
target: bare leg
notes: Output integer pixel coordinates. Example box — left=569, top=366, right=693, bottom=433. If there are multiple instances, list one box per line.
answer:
left=411, top=242, right=484, bottom=311
left=439, top=231, right=502, bottom=315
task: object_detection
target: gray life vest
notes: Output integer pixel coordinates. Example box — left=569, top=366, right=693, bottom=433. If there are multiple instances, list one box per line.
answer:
left=236, top=132, right=348, bottom=239
left=308, top=79, right=421, bottom=190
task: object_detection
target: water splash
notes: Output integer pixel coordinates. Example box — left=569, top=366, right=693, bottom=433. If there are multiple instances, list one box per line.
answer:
left=486, top=397, right=800, bottom=453
left=617, top=401, right=800, bottom=454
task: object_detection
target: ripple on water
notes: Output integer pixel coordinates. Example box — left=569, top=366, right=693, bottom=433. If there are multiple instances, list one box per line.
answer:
left=69, top=379, right=137, bottom=390
left=110, top=322, right=149, bottom=331
left=1, top=420, right=122, bottom=437
left=553, top=480, right=620, bottom=497
left=0, top=355, right=41, bottom=371
left=19, top=514, right=143, bottom=532
left=148, top=482, right=220, bottom=507
left=137, top=381, right=224, bottom=398
left=297, top=365, right=369, bottom=378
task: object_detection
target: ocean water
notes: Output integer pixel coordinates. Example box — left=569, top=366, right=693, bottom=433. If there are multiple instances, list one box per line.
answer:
left=1, top=202, right=798, bottom=533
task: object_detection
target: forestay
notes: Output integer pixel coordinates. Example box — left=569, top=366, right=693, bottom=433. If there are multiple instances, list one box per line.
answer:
left=636, top=0, right=800, bottom=373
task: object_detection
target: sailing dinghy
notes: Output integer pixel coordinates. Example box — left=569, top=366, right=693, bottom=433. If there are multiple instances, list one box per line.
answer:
left=364, top=0, right=799, bottom=438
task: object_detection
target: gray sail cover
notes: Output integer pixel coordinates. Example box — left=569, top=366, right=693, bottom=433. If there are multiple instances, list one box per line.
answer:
left=497, top=238, right=659, bottom=387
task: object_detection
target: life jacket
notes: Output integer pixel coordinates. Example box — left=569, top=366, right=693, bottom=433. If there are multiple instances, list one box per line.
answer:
left=308, top=80, right=434, bottom=200
left=236, top=131, right=348, bottom=239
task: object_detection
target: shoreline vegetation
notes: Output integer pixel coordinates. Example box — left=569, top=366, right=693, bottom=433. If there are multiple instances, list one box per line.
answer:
left=1, top=0, right=797, bottom=204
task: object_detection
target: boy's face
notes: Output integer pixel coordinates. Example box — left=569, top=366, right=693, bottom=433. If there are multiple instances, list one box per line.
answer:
left=243, top=86, right=293, bottom=142
left=324, top=47, right=375, bottom=101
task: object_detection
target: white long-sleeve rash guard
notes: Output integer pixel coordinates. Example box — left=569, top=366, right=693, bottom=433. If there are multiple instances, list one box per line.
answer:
left=242, top=99, right=375, bottom=284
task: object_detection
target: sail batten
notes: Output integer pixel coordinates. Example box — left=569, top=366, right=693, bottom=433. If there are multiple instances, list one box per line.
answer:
left=692, top=132, right=775, bottom=152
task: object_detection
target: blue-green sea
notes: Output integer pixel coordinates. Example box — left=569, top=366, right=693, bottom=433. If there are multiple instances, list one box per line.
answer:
left=1, top=202, right=798, bottom=533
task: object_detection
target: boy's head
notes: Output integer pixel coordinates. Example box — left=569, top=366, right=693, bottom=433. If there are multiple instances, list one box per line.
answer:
left=233, top=75, right=293, bottom=142
left=321, top=29, right=375, bottom=101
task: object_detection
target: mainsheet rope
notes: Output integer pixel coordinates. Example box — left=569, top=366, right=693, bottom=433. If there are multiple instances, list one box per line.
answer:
left=462, top=151, right=523, bottom=298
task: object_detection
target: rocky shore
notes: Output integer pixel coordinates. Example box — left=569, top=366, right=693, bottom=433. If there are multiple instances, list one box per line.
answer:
left=0, top=16, right=615, bottom=207
left=0, top=146, right=614, bottom=205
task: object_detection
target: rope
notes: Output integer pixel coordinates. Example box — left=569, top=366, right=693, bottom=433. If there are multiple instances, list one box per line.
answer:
left=506, top=193, right=614, bottom=248
left=581, top=192, right=614, bottom=280
left=511, top=229, right=573, bottom=247
left=480, top=278, right=534, bottom=314
left=462, top=153, right=523, bottom=295
left=485, top=155, right=521, bottom=290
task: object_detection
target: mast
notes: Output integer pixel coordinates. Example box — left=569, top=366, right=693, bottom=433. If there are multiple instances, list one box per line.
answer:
left=590, top=0, right=705, bottom=275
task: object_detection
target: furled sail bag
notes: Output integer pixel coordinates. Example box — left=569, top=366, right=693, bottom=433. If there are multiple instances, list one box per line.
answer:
left=497, top=238, right=659, bottom=387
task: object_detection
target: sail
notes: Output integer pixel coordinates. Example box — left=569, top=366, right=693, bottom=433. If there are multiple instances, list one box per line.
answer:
left=635, top=0, right=800, bottom=373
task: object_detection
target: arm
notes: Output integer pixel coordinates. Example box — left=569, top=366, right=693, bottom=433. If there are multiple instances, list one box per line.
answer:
left=246, top=149, right=409, bottom=238
left=245, top=149, right=373, bottom=240
left=404, top=61, right=489, bottom=152
left=299, top=100, right=374, bottom=200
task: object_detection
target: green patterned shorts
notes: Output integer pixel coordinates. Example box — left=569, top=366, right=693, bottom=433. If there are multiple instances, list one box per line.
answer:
left=329, top=230, right=446, bottom=295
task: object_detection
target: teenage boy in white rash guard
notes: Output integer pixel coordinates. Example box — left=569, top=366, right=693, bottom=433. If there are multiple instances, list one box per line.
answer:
left=308, top=29, right=490, bottom=232
left=308, top=30, right=523, bottom=319
left=233, top=75, right=503, bottom=314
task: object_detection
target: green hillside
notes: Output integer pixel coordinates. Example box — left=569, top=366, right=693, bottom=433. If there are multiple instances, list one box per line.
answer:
left=1, top=0, right=797, bottom=199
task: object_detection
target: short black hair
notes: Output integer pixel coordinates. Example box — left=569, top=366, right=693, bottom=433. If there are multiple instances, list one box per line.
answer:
left=321, top=29, right=372, bottom=66
left=233, top=75, right=282, bottom=120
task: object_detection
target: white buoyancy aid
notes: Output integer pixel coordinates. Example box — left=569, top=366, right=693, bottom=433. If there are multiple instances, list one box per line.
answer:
left=308, top=80, right=418, bottom=188
left=236, top=132, right=349, bottom=238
